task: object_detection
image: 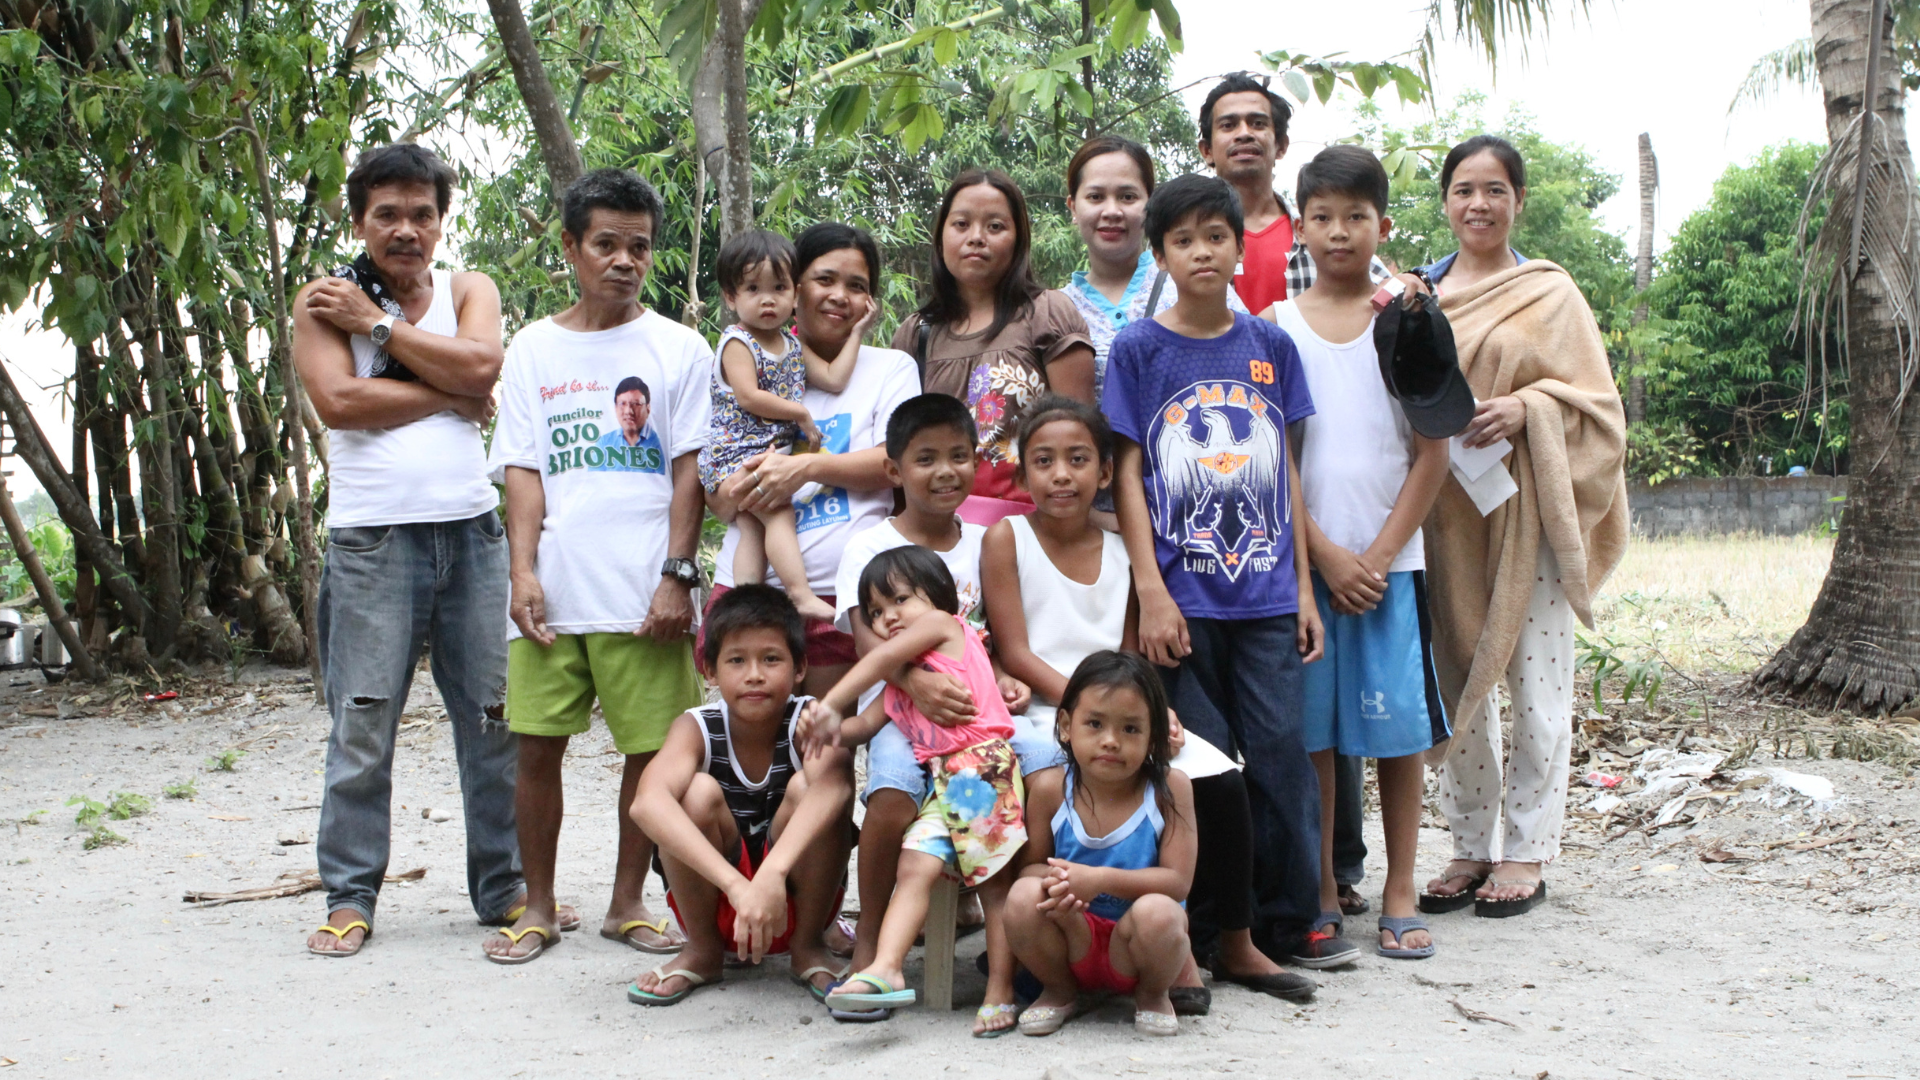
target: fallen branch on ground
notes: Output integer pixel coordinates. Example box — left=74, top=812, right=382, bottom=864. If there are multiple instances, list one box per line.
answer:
left=1451, top=997, right=1520, bottom=1029
left=183, top=867, right=424, bottom=907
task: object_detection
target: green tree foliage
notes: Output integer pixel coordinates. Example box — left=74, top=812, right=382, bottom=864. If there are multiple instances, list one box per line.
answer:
left=0, top=0, right=475, bottom=664
left=1645, top=142, right=1841, bottom=475
left=1365, top=95, right=1634, bottom=333
left=452, top=0, right=1198, bottom=339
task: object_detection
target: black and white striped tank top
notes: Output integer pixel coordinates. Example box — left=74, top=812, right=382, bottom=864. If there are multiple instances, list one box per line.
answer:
left=697, top=696, right=807, bottom=861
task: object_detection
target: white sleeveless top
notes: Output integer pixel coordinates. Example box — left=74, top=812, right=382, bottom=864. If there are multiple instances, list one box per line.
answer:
left=1011, top=514, right=1240, bottom=780
left=327, top=268, right=498, bottom=528
left=1010, top=514, right=1131, bottom=704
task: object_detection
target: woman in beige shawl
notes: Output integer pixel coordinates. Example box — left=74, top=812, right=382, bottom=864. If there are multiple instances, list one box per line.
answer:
left=1413, top=136, right=1628, bottom=918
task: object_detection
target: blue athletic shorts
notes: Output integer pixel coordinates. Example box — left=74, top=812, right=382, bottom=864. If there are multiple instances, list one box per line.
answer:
left=1301, top=570, right=1450, bottom=759
left=862, top=711, right=1068, bottom=804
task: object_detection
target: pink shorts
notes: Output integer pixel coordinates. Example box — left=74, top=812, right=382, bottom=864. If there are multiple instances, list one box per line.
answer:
left=1068, top=912, right=1136, bottom=995
left=698, top=584, right=858, bottom=675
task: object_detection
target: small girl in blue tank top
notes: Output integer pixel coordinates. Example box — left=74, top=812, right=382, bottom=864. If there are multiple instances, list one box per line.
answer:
left=1007, top=651, right=1197, bottom=1038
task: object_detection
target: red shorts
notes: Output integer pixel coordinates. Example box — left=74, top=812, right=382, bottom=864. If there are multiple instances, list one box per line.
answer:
left=698, top=584, right=857, bottom=676
left=664, top=835, right=848, bottom=961
left=667, top=835, right=798, bottom=958
left=1068, top=912, right=1136, bottom=995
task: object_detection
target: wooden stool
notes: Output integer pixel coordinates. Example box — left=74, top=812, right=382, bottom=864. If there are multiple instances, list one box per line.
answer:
left=922, top=875, right=961, bottom=1010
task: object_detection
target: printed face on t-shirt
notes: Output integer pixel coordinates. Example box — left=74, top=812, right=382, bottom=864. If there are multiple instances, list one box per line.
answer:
left=614, top=388, right=652, bottom=444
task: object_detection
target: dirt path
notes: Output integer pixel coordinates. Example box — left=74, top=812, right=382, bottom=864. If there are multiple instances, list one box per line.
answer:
left=2, top=667, right=1915, bottom=1079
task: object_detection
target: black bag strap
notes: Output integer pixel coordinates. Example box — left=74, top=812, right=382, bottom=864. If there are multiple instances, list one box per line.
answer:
left=1144, top=269, right=1169, bottom=316
left=914, top=318, right=931, bottom=384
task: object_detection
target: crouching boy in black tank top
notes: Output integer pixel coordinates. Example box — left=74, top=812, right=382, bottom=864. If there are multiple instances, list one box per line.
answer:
left=628, top=585, right=857, bottom=1006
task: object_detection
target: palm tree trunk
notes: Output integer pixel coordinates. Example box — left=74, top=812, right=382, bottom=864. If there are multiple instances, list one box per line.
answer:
left=1629, top=132, right=1656, bottom=425
left=1757, top=0, right=1920, bottom=713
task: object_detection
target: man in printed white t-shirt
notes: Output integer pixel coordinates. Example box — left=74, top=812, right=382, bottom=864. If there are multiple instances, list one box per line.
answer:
left=482, top=169, right=711, bottom=964
left=293, top=144, right=524, bottom=959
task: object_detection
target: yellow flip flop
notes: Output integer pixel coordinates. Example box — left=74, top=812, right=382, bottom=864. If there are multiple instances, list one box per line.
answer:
left=599, top=917, right=683, bottom=954
left=485, top=924, right=554, bottom=965
left=500, top=902, right=581, bottom=932
left=308, top=920, right=370, bottom=958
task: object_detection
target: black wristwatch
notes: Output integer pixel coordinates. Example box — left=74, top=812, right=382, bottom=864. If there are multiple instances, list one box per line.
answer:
left=661, top=557, right=702, bottom=587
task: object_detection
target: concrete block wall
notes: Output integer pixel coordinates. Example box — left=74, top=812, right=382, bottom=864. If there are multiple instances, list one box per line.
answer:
left=1627, top=476, right=1846, bottom=537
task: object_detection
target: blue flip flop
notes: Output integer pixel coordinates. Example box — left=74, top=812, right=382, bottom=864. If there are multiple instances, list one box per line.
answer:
left=1376, top=916, right=1436, bottom=959
left=825, top=971, right=917, bottom=1010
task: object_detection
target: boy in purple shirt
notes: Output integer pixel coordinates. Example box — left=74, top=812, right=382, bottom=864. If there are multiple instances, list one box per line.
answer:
left=1103, top=174, right=1356, bottom=970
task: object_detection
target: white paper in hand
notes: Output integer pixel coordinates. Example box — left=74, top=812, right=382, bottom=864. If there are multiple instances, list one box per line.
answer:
left=1449, top=435, right=1517, bottom=516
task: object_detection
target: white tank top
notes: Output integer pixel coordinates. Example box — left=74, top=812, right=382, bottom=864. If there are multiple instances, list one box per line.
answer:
left=326, top=268, right=498, bottom=528
left=1009, top=514, right=1131, bottom=707
left=1012, top=514, right=1241, bottom=780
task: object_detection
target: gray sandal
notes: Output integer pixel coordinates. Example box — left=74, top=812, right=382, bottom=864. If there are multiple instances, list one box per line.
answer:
left=1376, top=915, right=1435, bottom=959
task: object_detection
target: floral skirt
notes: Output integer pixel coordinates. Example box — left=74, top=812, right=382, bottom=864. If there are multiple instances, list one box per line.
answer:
left=902, top=738, right=1027, bottom=887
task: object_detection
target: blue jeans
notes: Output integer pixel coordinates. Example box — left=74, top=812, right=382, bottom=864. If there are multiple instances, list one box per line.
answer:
left=1163, top=614, right=1321, bottom=945
left=863, top=710, right=1068, bottom=803
left=315, top=511, right=520, bottom=922
left=1334, top=754, right=1368, bottom=887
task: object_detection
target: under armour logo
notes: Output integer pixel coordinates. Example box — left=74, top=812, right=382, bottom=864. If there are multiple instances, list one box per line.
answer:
left=1360, top=691, right=1388, bottom=717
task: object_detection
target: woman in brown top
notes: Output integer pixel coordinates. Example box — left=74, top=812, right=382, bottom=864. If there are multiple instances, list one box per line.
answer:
left=892, top=169, right=1095, bottom=510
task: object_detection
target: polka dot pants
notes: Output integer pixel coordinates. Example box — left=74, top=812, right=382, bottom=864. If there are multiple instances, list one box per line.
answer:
left=1439, top=541, right=1574, bottom=865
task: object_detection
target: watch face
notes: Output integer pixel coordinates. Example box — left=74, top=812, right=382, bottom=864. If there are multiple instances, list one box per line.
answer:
left=371, top=323, right=391, bottom=345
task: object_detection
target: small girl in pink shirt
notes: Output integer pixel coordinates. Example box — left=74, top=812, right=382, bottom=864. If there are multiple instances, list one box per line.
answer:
left=800, top=544, right=1027, bottom=1032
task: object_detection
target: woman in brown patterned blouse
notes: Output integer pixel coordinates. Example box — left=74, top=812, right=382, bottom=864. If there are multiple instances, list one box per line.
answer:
left=891, top=169, right=1095, bottom=516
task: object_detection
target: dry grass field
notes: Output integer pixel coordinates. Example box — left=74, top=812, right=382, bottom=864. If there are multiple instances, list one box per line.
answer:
left=1590, top=533, right=1836, bottom=674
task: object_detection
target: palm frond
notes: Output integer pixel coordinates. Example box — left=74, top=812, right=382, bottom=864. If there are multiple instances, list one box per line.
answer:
left=1792, top=107, right=1920, bottom=468
left=1729, top=38, right=1817, bottom=115
left=1417, top=0, right=1593, bottom=79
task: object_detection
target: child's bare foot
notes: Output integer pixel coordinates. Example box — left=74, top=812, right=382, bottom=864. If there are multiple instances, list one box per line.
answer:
left=826, top=966, right=909, bottom=1006
left=1213, top=929, right=1286, bottom=979
left=974, top=1001, right=1018, bottom=1036
left=789, top=591, right=837, bottom=625
left=631, top=938, right=724, bottom=1001
left=788, top=936, right=845, bottom=997
left=1424, top=859, right=1493, bottom=898
left=824, top=915, right=856, bottom=958
left=599, top=904, right=684, bottom=953
left=1378, top=885, right=1432, bottom=954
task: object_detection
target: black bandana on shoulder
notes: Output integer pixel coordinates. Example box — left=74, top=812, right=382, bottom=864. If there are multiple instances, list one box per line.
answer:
left=331, top=253, right=419, bottom=382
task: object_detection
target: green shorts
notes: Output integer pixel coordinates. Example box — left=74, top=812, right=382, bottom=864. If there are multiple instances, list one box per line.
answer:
left=507, top=633, right=704, bottom=755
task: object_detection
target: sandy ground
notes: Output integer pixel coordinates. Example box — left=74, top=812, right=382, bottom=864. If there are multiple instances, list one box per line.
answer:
left=2, top=663, right=1917, bottom=1080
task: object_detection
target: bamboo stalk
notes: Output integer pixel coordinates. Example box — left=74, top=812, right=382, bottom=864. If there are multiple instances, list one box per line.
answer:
left=0, top=457, right=100, bottom=680
left=775, top=6, right=1007, bottom=101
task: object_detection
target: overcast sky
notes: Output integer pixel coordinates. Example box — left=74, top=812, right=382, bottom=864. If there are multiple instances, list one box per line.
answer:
left=0, top=0, right=1841, bottom=495
left=1168, top=0, right=1829, bottom=240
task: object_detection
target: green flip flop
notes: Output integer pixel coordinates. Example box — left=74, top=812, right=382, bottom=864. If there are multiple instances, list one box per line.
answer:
left=627, top=966, right=719, bottom=1006
left=824, top=971, right=917, bottom=1010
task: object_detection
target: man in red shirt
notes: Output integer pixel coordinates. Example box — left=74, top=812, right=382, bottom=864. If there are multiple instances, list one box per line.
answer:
left=1197, top=73, right=1388, bottom=316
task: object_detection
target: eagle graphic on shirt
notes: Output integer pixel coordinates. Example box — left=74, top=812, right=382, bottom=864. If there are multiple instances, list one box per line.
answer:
left=1147, top=380, right=1285, bottom=583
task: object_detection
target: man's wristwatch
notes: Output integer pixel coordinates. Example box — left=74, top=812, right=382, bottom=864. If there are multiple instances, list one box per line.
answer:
left=661, top=557, right=702, bottom=588
left=369, top=313, right=397, bottom=347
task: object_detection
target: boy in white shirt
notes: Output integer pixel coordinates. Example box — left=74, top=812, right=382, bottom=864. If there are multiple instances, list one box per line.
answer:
left=482, top=169, right=712, bottom=964
left=1264, top=146, right=1450, bottom=960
